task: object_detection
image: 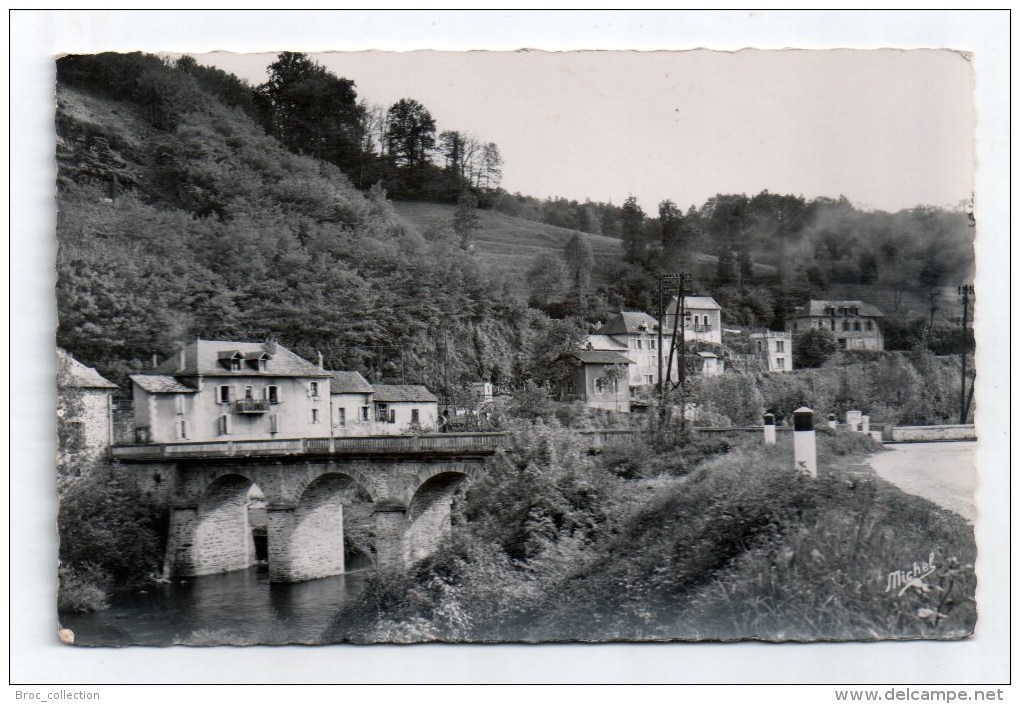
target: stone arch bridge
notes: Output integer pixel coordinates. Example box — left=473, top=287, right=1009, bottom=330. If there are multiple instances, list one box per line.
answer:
left=111, top=430, right=643, bottom=583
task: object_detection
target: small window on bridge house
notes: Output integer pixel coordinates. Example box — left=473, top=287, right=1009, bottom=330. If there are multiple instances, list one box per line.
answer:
left=389, top=409, right=396, bottom=424
left=337, top=408, right=346, bottom=427
left=361, top=406, right=370, bottom=421
left=776, top=340, right=785, bottom=352
left=269, top=414, right=279, bottom=433
left=311, top=408, right=320, bottom=424
left=309, top=381, right=320, bottom=397
left=866, top=321, right=873, bottom=331
left=854, top=321, right=861, bottom=331
left=376, top=404, right=389, bottom=422
left=218, top=414, right=231, bottom=435
left=411, top=409, right=420, bottom=424
left=176, top=419, right=189, bottom=440
left=230, top=358, right=241, bottom=372
left=174, top=394, right=185, bottom=415
left=218, top=385, right=232, bottom=404
left=265, top=385, right=280, bottom=404
left=245, top=385, right=254, bottom=400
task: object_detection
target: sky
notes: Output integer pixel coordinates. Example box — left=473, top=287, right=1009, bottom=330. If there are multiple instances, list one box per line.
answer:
left=197, top=48, right=976, bottom=214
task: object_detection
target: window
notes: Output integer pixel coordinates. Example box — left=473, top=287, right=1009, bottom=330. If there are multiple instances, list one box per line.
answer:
left=566, top=380, right=575, bottom=394
left=830, top=320, right=836, bottom=331
left=853, top=321, right=861, bottom=331
left=636, top=339, right=643, bottom=350
left=411, top=409, right=420, bottom=424
left=594, top=377, right=605, bottom=395
left=776, top=358, right=785, bottom=370
left=703, top=315, right=709, bottom=326
left=309, top=381, right=320, bottom=397
left=756, top=340, right=763, bottom=353
left=793, top=322, right=798, bottom=331
left=866, top=321, right=873, bottom=331
left=218, top=414, right=231, bottom=436
left=842, top=321, right=849, bottom=331
left=258, top=358, right=268, bottom=372
left=176, top=420, right=189, bottom=440
left=230, top=358, right=241, bottom=372
left=269, top=414, right=279, bottom=433
left=361, top=406, right=370, bottom=421
left=650, top=339, right=656, bottom=349
left=174, top=394, right=185, bottom=415
left=776, top=340, right=785, bottom=352
left=644, top=374, right=654, bottom=385
left=244, top=385, right=254, bottom=400
left=389, top=409, right=396, bottom=424
left=218, top=385, right=232, bottom=404
left=337, top=408, right=346, bottom=427
left=265, top=385, right=279, bottom=404
left=311, top=408, right=320, bottom=424
left=376, top=404, right=389, bottom=423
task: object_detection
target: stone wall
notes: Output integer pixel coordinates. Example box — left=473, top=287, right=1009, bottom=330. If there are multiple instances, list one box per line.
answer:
left=890, top=425, right=977, bottom=442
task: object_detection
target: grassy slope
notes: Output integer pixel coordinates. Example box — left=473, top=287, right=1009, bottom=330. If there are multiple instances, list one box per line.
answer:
left=391, top=200, right=624, bottom=292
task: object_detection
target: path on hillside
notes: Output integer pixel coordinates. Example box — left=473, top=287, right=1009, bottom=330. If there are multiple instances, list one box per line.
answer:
left=866, top=442, right=977, bottom=522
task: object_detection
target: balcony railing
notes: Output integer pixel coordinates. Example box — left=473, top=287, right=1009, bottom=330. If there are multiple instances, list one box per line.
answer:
left=234, top=398, right=271, bottom=413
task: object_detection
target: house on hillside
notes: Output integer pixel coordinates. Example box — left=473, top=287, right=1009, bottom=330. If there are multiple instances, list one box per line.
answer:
left=664, top=295, right=723, bottom=345
left=750, top=331, right=793, bottom=372
left=57, top=349, right=118, bottom=463
left=555, top=350, right=634, bottom=412
left=587, top=311, right=672, bottom=388
left=786, top=300, right=884, bottom=351
left=129, top=339, right=333, bottom=443
left=371, top=384, right=439, bottom=433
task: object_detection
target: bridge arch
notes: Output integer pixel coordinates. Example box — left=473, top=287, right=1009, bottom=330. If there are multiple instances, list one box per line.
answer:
left=403, top=470, right=471, bottom=565
left=189, top=473, right=263, bottom=576
left=271, top=472, right=375, bottom=582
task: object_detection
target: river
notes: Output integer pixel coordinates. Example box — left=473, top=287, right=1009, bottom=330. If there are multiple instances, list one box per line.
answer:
left=58, top=567, right=371, bottom=646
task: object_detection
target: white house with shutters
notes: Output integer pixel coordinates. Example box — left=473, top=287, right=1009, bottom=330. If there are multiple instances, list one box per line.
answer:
left=129, top=339, right=333, bottom=443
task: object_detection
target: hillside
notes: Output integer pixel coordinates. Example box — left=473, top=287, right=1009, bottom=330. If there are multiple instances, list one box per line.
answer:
left=391, top=201, right=624, bottom=291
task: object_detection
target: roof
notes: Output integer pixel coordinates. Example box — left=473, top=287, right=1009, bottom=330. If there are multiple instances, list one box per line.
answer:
left=790, top=300, right=885, bottom=318
left=600, top=311, right=666, bottom=336
left=327, top=370, right=373, bottom=394
left=568, top=350, right=635, bottom=365
left=585, top=334, right=629, bottom=351
left=697, top=351, right=719, bottom=358
left=146, top=340, right=331, bottom=378
left=666, top=295, right=722, bottom=313
left=57, top=350, right=118, bottom=390
left=130, top=375, right=198, bottom=394
left=372, top=384, right=438, bottom=403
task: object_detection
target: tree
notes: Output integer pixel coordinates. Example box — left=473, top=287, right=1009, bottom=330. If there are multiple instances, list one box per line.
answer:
left=453, top=192, right=481, bottom=250
left=793, top=328, right=838, bottom=369
left=386, top=99, right=437, bottom=169
left=480, top=142, right=504, bottom=190
left=620, top=196, right=646, bottom=264
left=257, top=52, right=367, bottom=175
left=563, top=232, right=594, bottom=300
left=526, top=254, right=568, bottom=308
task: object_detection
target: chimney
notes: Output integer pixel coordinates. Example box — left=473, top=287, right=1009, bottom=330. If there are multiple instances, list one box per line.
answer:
left=265, top=338, right=279, bottom=354
left=316, top=351, right=324, bottom=369
left=151, top=352, right=158, bottom=369
left=178, top=349, right=186, bottom=372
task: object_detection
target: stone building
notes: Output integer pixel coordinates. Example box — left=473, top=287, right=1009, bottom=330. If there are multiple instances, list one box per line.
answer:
left=786, top=300, right=884, bottom=351
left=665, top=295, right=724, bottom=345
left=370, top=385, right=440, bottom=433
left=750, top=330, right=793, bottom=372
left=555, top=350, right=634, bottom=412
left=587, top=311, right=671, bottom=388
left=129, top=339, right=333, bottom=443
left=57, top=349, right=118, bottom=464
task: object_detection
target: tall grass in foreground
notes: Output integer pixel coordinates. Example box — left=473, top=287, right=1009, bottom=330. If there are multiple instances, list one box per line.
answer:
left=325, top=431, right=975, bottom=643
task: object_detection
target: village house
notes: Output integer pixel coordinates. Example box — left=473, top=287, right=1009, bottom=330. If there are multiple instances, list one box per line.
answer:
left=57, top=348, right=118, bottom=463
left=328, top=370, right=374, bottom=434
left=664, top=295, right=724, bottom=345
left=786, top=300, right=884, bottom=351
left=129, top=339, right=333, bottom=443
left=587, top=311, right=672, bottom=388
left=750, top=330, right=793, bottom=372
left=556, top=350, right=634, bottom=412
left=371, top=384, right=439, bottom=433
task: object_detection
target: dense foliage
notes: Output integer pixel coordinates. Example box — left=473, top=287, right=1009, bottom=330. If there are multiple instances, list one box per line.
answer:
left=325, top=429, right=975, bottom=642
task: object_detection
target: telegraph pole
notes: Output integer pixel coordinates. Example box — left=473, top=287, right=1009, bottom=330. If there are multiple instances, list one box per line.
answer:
left=656, top=272, right=692, bottom=427
left=958, top=284, right=974, bottom=424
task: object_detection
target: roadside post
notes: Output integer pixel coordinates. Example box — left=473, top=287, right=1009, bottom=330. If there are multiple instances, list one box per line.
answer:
left=827, top=412, right=837, bottom=430
left=846, top=410, right=862, bottom=432
left=763, top=413, right=776, bottom=446
left=861, top=415, right=870, bottom=434
left=793, top=407, right=817, bottom=477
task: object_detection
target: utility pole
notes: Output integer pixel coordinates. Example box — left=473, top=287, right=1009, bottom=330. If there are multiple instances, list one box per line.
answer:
left=958, top=284, right=974, bottom=424
left=656, top=272, right=692, bottom=428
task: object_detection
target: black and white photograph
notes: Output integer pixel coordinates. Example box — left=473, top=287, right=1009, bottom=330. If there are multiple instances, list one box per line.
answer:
left=11, top=9, right=1010, bottom=687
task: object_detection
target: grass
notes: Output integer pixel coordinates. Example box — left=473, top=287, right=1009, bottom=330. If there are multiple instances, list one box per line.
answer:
left=391, top=200, right=624, bottom=293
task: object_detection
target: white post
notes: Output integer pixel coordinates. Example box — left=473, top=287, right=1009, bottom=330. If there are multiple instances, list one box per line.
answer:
left=846, top=410, right=862, bottom=432
left=827, top=413, right=837, bottom=430
left=794, top=406, right=817, bottom=477
left=861, top=415, right=870, bottom=434
left=763, top=413, right=776, bottom=446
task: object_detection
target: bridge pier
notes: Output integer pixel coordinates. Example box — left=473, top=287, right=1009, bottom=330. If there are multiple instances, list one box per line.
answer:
left=374, top=505, right=409, bottom=573
left=163, top=507, right=199, bottom=577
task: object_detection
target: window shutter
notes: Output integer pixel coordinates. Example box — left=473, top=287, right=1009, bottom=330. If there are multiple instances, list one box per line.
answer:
left=219, top=414, right=232, bottom=435
left=269, top=414, right=279, bottom=433
left=389, top=409, right=396, bottom=424
left=264, top=386, right=271, bottom=400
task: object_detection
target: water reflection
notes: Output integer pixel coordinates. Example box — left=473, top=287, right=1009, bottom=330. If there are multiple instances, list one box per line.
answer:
left=59, top=568, right=370, bottom=646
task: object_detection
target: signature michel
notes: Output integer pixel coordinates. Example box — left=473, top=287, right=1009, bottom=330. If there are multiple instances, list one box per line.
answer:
left=885, top=553, right=937, bottom=597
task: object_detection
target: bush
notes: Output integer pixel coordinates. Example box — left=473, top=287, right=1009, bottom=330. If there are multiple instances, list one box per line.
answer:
left=57, top=563, right=109, bottom=613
